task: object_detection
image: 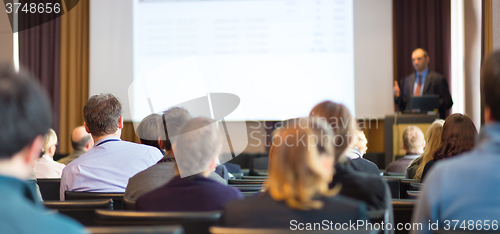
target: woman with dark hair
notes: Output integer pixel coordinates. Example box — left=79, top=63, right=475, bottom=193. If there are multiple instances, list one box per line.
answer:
left=310, top=101, right=392, bottom=211
left=420, top=113, right=478, bottom=181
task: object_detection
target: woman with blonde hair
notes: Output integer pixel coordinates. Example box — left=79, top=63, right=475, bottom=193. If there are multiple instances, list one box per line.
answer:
left=33, top=129, right=65, bottom=178
left=221, top=117, right=367, bottom=228
left=407, top=119, right=445, bottom=180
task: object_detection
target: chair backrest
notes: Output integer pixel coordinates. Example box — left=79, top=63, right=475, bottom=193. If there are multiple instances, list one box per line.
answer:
left=86, top=225, right=184, bottom=234
left=36, top=178, right=61, bottom=201
left=95, top=209, right=221, bottom=234
left=210, top=227, right=377, bottom=234
left=392, top=199, right=416, bottom=233
left=241, top=176, right=267, bottom=180
left=123, top=197, right=136, bottom=210
left=65, top=191, right=124, bottom=210
left=228, top=179, right=265, bottom=185
left=406, top=191, right=420, bottom=199
left=44, top=199, right=113, bottom=226
left=229, top=185, right=263, bottom=192
left=399, top=179, right=419, bottom=199
left=366, top=209, right=390, bottom=234
left=241, top=191, right=259, bottom=198
left=385, top=178, right=400, bottom=199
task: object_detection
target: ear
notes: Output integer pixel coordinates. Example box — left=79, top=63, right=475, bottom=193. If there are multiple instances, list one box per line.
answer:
left=24, top=136, right=44, bottom=165
left=118, top=116, right=124, bottom=130
left=207, top=156, right=217, bottom=171
left=83, top=122, right=91, bottom=134
left=158, top=136, right=164, bottom=150
left=85, top=140, right=93, bottom=151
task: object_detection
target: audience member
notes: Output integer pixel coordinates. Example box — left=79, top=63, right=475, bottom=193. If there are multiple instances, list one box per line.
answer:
left=136, top=113, right=163, bottom=153
left=34, top=129, right=65, bottom=178
left=411, top=50, right=500, bottom=234
left=60, top=94, right=163, bottom=200
left=0, top=64, right=84, bottom=233
left=58, top=126, right=93, bottom=165
left=420, top=113, right=477, bottom=181
left=386, top=126, right=425, bottom=174
left=345, top=131, right=380, bottom=175
left=311, top=101, right=391, bottom=211
left=222, top=117, right=367, bottom=227
left=135, top=117, right=243, bottom=211
left=406, top=119, right=444, bottom=179
left=125, top=108, right=227, bottom=199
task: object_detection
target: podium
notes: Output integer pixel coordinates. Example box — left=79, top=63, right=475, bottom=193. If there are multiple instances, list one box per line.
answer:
left=384, top=113, right=439, bottom=168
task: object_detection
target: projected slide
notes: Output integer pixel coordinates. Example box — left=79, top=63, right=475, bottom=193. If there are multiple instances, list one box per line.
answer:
left=132, top=0, right=354, bottom=121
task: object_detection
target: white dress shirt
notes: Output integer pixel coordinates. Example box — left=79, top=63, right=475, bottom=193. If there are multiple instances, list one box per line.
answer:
left=34, top=154, right=66, bottom=178
left=60, top=137, right=163, bottom=200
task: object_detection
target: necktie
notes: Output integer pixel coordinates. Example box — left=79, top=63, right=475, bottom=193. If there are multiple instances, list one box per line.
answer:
left=414, top=74, right=422, bottom=97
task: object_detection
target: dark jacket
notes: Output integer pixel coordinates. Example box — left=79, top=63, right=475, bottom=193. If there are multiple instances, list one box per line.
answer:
left=330, top=161, right=391, bottom=211
left=221, top=191, right=367, bottom=228
left=349, top=158, right=380, bottom=176
left=395, top=71, right=453, bottom=119
left=135, top=175, right=243, bottom=212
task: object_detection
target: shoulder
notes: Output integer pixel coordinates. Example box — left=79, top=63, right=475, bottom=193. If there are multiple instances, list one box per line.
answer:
left=428, top=71, right=446, bottom=81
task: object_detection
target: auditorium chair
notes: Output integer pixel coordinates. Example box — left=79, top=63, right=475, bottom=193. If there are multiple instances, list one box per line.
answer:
left=86, top=225, right=184, bottom=234
left=241, top=191, right=259, bottom=197
left=228, top=179, right=265, bottom=185
left=65, top=191, right=124, bottom=210
left=241, top=176, right=267, bottom=180
left=228, top=184, right=263, bottom=192
left=36, top=178, right=61, bottom=201
left=123, top=197, right=136, bottom=210
left=392, top=199, right=416, bottom=234
left=399, top=179, right=420, bottom=199
left=44, top=199, right=113, bottom=226
left=210, top=227, right=377, bottom=234
left=406, top=191, right=421, bottom=199
left=95, top=209, right=221, bottom=234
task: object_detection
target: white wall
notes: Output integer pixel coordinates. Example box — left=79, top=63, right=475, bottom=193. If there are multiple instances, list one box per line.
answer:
left=353, top=0, right=393, bottom=119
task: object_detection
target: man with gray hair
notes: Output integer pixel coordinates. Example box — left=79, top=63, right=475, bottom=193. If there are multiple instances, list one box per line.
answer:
left=386, top=126, right=425, bottom=173
left=135, top=117, right=243, bottom=211
left=136, top=113, right=163, bottom=153
left=58, top=126, right=93, bottom=165
left=124, top=108, right=228, bottom=199
left=60, top=94, right=163, bottom=200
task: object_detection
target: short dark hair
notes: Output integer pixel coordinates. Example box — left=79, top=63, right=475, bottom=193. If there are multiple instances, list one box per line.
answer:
left=482, top=50, right=500, bottom=121
left=0, top=64, right=52, bottom=159
left=71, top=135, right=92, bottom=151
left=137, top=113, right=162, bottom=150
left=83, top=94, right=122, bottom=137
left=433, top=113, right=477, bottom=161
left=160, top=107, right=192, bottom=151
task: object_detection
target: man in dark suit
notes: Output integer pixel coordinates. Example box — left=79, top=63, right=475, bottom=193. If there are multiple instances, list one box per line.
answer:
left=394, top=48, right=453, bottom=119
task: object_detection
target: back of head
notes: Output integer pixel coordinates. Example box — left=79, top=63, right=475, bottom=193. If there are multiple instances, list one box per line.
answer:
left=71, top=126, right=92, bottom=151
left=173, top=117, right=221, bottom=177
left=310, top=101, right=357, bottom=161
left=0, top=64, right=52, bottom=159
left=160, top=107, right=192, bottom=151
left=43, top=129, right=58, bottom=153
left=482, top=50, right=500, bottom=121
left=433, top=113, right=477, bottom=161
left=83, top=94, right=122, bottom=137
left=414, top=119, right=444, bottom=179
left=266, top=117, right=337, bottom=210
left=137, top=113, right=162, bottom=149
left=402, top=126, right=425, bottom=154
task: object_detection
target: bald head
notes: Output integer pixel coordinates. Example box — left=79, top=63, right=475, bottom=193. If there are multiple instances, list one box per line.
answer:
left=411, top=48, right=430, bottom=73
left=71, top=126, right=93, bottom=152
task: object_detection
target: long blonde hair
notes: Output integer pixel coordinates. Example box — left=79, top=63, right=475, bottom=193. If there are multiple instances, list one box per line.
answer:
left=414, top=120, right=444, bottom=179
left=265, top=117, right=339, bottom=210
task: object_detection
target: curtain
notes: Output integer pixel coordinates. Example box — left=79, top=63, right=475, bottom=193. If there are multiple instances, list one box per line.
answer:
left=19, top=10, right=61, bottom=147
left=482, top=0, right=493, bottom=125
left=59, top=0, right=89, bottom=154
left=394, top=0, right=451, bottom=92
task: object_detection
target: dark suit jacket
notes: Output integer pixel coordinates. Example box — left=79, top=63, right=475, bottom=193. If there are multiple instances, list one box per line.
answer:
left=330, top=161, right=391, bottom=211
left=135, top=175, right=243, bottom=212
left=221, top=192, right=367, bottom=228
left=395, top=71, right=453, bottom=119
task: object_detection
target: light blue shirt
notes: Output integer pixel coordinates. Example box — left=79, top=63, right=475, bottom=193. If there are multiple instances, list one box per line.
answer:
left=411, top=123, right=500, bottom=234
left=413, top=68, right=429, bottom=96
left=60, top=137, right=163, bottom=200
